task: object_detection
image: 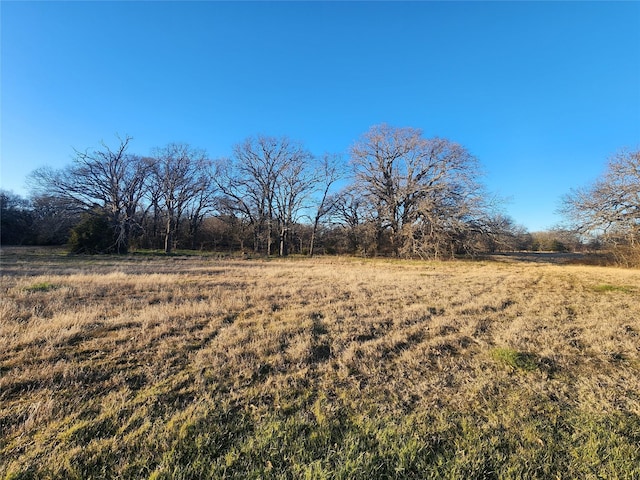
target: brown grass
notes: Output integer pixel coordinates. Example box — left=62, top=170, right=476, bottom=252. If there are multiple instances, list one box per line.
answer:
left=1, top=248, right=639, bottom=478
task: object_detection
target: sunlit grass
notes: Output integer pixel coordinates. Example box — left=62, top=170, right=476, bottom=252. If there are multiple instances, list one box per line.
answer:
left=1, top=248, right=639, bottom=478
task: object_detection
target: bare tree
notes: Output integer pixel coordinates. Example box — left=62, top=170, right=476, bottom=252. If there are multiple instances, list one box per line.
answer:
left=332, top=187, right=378, bottom=255
left=308, top=153, right=345, bottom=257
left=274, top=157, right=315, bottom=256
left=215, top=135, right=313, bottom=256
left=561, top=149, right=640, bottom=264
left=350, top=124, right=487, bottom=258
left=139, top=158, right=165, bottom=249
left=28, top=135, right=148, bottom=253
left=185, top=187, right=218, bottom=249
left=351, top=124, right=420, bottom=254
left=149, top=143, right=214, bottom=254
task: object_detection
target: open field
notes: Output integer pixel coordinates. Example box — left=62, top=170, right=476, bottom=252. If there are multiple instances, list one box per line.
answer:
left=1, top=248, right=639, bottom=479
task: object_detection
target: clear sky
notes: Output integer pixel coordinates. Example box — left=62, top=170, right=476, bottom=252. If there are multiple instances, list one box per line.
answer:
left=2, top=1, right=639, bottom=232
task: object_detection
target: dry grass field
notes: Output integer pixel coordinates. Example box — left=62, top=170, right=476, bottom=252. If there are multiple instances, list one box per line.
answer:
left=1, top=248, right=639, bottom=479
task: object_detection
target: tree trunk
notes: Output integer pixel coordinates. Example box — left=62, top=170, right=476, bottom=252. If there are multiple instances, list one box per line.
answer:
left=309, top=215, right=321, bottom=257
left=309, top=230, right=316, bottom=257
left=119, top=221, right=130, bottom=255
left=164, top=216, right=173, bottom=254
left=279, top=226, right=288, bottom=257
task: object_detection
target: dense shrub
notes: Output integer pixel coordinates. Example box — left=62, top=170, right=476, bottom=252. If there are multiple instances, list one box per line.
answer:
left=68, top=213, right=116, bottom=254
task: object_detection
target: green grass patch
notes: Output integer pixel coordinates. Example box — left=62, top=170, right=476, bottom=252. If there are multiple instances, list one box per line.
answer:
left=8, top=399, right=636, bottom=480
left=490, top=347, right=539, bottom=372
left=24, top=282, right=58, bottom=292
left=592, top=284, right=636, bottom=294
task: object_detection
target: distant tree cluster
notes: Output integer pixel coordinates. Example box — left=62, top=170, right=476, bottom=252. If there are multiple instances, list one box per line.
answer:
left=1, top=190, right=80, bottom=246
left=561, top=149, right=640, bottom=266
left=3, top=126, right=636, bottom=263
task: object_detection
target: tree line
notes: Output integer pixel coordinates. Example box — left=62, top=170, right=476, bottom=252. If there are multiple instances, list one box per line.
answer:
left=560, top=149, right=640, bottom=266
left=2, top=125, right=638, bottom=263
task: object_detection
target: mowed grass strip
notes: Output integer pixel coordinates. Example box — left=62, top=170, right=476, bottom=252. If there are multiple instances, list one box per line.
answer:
left=1, top=252, right=639, bottom=479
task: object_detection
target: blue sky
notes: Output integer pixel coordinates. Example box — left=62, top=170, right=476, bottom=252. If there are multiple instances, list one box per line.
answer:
left=2, top=1, right=639, bottom=231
